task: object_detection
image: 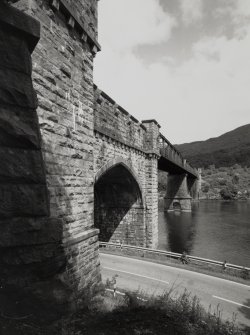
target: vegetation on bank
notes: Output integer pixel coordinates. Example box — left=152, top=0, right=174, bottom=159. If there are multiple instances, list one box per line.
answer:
left=1, top=282, right=248, bottom=335
left=176, top=124, right=250, bottom=168
left=158, top=164, right=250, bottom=200
left=200, top=164, right=250, bottom=200
left=63, top=287, right=246, bottom=335
left=174, top=124, right=250, bottom=200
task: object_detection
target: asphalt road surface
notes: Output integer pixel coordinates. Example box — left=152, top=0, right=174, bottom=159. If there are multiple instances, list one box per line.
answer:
left=100, top=253, right=250, bottom=329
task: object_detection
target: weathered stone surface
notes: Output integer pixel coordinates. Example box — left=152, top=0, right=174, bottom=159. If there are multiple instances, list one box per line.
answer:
left=0, top=3, right=53, bottom=293
left=0, top=217, right=62, bottom=247
left=0, top=28, right=32, bottom=75
left=8, top=0, right=101, bottom=295
left=93, top=91, right=160, bottom=248
left=0, top=148, right=45, bottom=183
left=164, top=174, right=192, bottom=211
left=0, top=184, right=49, bottom=217
left=0, top=68, right=37, bottom=108
left=0, top=0, right=198, bottom=309
left=62, top=0, right=98, bottom=38
left=0, top=1, right=40, bottom=52
left=0, top=107, right=41, bottom=148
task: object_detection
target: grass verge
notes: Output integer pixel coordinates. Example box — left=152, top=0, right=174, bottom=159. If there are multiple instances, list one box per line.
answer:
left=1, top=282, right=249, bottom=335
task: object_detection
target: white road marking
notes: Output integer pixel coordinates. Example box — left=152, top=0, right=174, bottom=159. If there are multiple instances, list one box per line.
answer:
left=213, top=296, right=250, bottom=309
left=101, top=253, right=250, bottom=289
left=103, top=266, right=169, bottom=285
left=105, top=288, right=148, bottom=301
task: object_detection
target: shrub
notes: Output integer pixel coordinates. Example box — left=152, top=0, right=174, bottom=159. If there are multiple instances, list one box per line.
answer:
left=232, top=174, right=240, bottom=185
left=218, top=178, right=227, bottom=186
left=202, top=183, right=210, bottom=193
left=240, top=268, right=250, bottom=280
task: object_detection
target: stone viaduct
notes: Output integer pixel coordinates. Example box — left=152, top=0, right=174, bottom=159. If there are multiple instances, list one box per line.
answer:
left=0, top=0, right=199, bottom=305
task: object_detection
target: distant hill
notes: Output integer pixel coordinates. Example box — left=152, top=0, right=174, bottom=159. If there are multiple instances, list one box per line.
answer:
left=176, top=124, right=250, bottom=168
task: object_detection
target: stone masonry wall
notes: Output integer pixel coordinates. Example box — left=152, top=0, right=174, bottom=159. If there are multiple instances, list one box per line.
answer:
left=141, top=121, right=160, bottom=247
left=1, top=0, right=199, bottom=306
left=93, top=131, right=148, bottom=246
left=12, top=0, right=101, bottom=294
left=164, top=174, right=192, bottom=211
left=0, top=2, right=50, bottom=287
left=95, top=207, right=145, bottom=245
left=94, top=86, right=147, bottom=149
left=93, top=88, right=160, bottom=248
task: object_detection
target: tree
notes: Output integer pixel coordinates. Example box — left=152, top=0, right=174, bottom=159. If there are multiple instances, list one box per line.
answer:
left=220, top=184, right=238, bottom=200
left=218, top=178, right=227, bottom=186
left=232, top=173, right=239, bottom=185
left=202, top=183, right=209, bottom=193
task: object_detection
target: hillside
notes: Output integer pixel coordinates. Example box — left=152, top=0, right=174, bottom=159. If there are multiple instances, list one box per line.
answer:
left=176, top=124, right=250, bottom=168
left=200, top=165, right=250, bottom=200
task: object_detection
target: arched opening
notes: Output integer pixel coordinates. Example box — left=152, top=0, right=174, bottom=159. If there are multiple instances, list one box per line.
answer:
left=173, top=201, right=181, bottom=211
left=94, top=163, right=145, bottom=245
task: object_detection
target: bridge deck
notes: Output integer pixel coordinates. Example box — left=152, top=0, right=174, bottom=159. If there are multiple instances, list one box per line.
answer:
left=158, top=133, right=198, bottom=178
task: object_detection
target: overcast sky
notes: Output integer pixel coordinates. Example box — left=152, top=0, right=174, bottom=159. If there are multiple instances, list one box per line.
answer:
left=94, top=0, right=250, bottom=144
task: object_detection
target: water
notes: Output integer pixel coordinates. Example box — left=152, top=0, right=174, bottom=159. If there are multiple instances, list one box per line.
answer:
left=158, top=200, right=250, bottom=267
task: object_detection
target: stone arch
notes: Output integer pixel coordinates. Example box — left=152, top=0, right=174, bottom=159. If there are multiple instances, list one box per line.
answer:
left=173, top=201, right=181, bottom=211
left=95, top=157, right=145, bottom=207
left=94, top=157, right=145, bottom=246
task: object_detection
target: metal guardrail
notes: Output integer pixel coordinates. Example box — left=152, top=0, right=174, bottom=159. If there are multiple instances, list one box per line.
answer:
left=100, top=242, right=250, bottom=272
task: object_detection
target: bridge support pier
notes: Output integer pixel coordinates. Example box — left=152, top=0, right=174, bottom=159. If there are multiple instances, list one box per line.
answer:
left=144, top=156, right=159, bottom=248
left=188, top=169, right=202, bottom=200
left=142, top=120, right=161, bottom=248
left=164, top=173, right=192, bottom=211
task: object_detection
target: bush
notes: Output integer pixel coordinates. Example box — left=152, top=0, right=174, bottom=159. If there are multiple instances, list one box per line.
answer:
left=240, top=268, right=250, bottom=280
left=232, top=174, right=240, bottom=185
left=202, top=183, right=210, bottom=193
left=220, top=183, right=238, bottom=200
left=218, top=178, right=227, bottom=186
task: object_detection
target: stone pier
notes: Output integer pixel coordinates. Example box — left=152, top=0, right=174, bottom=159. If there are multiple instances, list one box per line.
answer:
left=164, top=173, right=192, bottom=211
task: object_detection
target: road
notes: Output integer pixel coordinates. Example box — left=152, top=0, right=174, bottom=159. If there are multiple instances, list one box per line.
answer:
left=100, top=253, right=250, bottom=329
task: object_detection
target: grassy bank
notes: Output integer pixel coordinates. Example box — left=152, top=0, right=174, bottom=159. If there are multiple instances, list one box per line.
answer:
left=63, top=288, right=248, bottom=335
left=1, top=285, right=248, bottom=335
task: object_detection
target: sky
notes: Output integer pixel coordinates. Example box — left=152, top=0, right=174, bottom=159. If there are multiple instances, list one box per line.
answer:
left=94, top=0, right=250, bottom=144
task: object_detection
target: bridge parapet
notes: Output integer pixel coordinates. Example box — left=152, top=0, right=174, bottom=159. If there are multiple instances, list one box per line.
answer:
left=94, top=86, right=146, bottom=149
left=141, top=120, right=160, bottom=155
left=159, top=133, right=198, bottom=178
left=94, top=86, right=198, bottom=180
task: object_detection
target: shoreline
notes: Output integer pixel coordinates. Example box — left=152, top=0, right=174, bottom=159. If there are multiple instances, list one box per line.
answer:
left=197, top=198, right=250, bottom=201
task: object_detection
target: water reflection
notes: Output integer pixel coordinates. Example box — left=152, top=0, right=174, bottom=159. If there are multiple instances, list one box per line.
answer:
left=162, top=211, right=197, bottom=254
left=158, top=200, right=250, bottom=267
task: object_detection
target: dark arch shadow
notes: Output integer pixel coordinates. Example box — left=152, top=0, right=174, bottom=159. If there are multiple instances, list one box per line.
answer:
left=94, top=163, right=145, bottom=246
left=95, top=157, right=145, bottom=206
left=173, top=201, right=181, bottom=211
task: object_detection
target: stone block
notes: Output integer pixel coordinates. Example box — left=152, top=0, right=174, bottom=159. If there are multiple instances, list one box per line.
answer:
left=0, top=184, right=49, bottom=218
left=0, top=217, right=62, bottom=247
left=0, top=68, right=37, bottom=108
left=0, top=104, right=41, bottom=149
left=0, top=147, right=45, bottom=183
left=0, top=28, right=32, bottom=75
left=0, top=1, right=40, bottom=52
